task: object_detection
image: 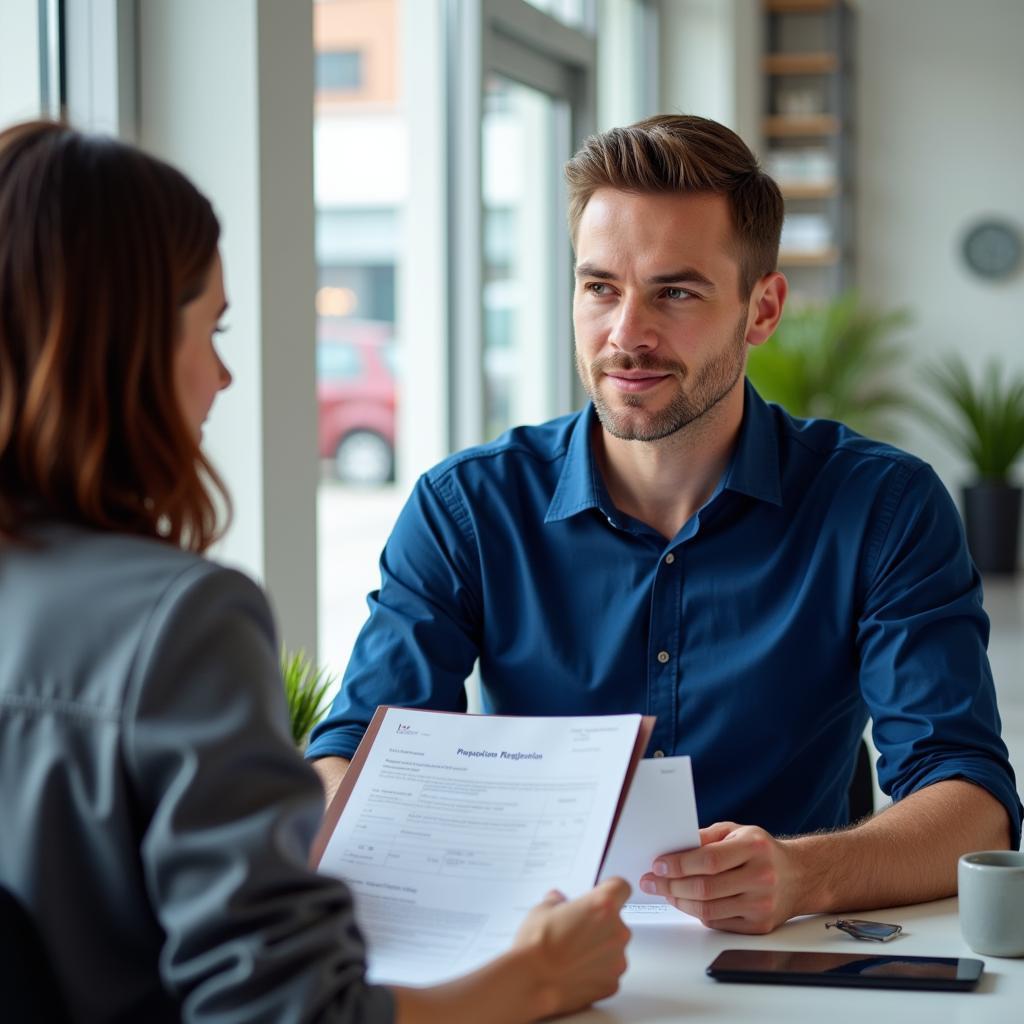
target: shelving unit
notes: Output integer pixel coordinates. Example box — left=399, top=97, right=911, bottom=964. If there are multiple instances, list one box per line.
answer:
left=761, top=0, right=854, bottom=296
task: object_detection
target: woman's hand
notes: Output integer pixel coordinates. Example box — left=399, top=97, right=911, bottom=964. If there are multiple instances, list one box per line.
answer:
left=393, top=877, right=632, bottom=1024
left=512, top=877, right=632, bottom=1018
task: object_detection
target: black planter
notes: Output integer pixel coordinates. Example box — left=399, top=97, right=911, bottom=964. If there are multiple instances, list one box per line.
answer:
left=963, top=482, right=1022, bottom=575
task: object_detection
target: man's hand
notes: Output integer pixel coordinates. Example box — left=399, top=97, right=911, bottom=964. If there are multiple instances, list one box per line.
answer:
left=511, top=877, right=632, bottom=1017
left=637, top=781, right=1013, bottom=936
left=638, top=822, right=801, bottom=934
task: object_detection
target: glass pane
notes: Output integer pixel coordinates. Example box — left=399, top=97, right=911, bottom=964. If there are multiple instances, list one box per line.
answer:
left=314, top=0, right=407, bottom=678
left=597, top=0, right=654, bottom=129
left=522, top=0, right=591, bottom=31
left=482, top=75, right=564, bottom=439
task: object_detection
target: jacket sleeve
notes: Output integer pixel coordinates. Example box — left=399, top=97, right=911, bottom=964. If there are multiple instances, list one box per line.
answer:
left=306, top=471, right=483, bottom=761
left=123, top=563, right=394, bottom=1024
left=856, top=463, right=1023, bottom=847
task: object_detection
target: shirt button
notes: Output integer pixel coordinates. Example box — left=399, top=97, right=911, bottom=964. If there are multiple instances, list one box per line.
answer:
left=657, top=650, right=670, bottom=664
left=653, top=749, right=666, bottom=758
left=665, top=553, right=675, bottom=564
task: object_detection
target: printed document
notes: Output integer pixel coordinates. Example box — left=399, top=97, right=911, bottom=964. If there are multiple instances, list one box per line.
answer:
left=316, top=707, right=646, bottom=985
left=598, top=755, right=700, bottom=916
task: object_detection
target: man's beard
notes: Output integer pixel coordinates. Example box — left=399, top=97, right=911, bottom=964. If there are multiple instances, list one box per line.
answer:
left=577, top=314, right=748, bottom=442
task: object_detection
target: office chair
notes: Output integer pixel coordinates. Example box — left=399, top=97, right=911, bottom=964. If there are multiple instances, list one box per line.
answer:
left=0, top=884, right=72, bottom=1023
left=848, top=737, right=876, bottom=824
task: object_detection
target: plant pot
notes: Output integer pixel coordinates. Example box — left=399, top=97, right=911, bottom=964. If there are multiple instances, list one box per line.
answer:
left=962, top=482, right=1022, bottom=575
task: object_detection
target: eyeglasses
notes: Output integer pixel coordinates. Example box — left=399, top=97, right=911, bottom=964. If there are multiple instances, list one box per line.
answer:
left=826, top=918, right=903, bottom=942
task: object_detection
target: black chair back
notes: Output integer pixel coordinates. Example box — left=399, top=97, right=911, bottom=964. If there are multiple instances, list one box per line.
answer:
left=848, top=737, right=875, bottom=824
left=0, top=885, right=72, bottom=1023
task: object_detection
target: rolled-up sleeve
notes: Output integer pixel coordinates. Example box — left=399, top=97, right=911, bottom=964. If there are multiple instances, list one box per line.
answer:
left=125, top=564, right=394, bottom=1023
left=857, top=463, right=1022, bottom=847
left=306, top=472, right=483, bottom=761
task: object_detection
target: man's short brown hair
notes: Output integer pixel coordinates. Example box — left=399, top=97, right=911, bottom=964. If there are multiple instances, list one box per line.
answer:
left=565, top=114, right=784, bottom=297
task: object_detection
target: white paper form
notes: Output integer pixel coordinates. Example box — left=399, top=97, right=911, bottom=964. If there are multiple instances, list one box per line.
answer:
left=319, top=709, right=642, bottom=985
left=599, top=755, right=700, bottom=912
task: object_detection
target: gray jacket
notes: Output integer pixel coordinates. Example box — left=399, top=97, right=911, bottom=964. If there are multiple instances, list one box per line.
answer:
left=0, top=524, right=394, bottom=1023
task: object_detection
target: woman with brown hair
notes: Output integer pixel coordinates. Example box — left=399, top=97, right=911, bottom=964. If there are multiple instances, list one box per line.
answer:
left=0, top=120, right=630, bottom=1023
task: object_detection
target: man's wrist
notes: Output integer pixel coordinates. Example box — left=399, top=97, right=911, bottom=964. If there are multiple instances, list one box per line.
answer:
left=782, top=833, right=841, bottom=915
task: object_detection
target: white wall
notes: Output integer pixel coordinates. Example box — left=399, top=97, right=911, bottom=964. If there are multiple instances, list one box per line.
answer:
left=659, top=0, right=736, bottom=127
left=855, top=0, right=1024, bottom=496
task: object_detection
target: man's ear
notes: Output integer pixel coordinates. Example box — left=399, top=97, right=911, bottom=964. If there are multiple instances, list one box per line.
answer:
left=745, top=272, right=788, bottom=348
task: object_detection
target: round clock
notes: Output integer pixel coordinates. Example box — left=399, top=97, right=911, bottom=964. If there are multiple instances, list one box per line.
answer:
left=961, top=218, right=1023, bottom=281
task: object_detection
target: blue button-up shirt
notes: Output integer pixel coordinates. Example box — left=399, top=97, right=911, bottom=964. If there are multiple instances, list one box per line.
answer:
left=308, top=382, right=1022, bottom=844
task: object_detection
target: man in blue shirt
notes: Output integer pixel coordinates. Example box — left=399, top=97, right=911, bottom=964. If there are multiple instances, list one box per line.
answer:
left=309, top=115, right=1021, bottom=934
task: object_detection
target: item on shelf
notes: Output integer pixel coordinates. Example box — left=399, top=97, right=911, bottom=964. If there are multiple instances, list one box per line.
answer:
left=776, top=83, right=825, bottom=117
left=766, top=146, right=836, bottom=185
left=780, top=212, right=832, bottom=252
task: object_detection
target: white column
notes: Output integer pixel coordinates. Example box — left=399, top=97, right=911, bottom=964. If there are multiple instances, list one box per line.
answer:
left=397, top=0, right=450, bottom=479
left=64, top=0, right=136, bottom=137
left=136, top=0, right=318, bottom=656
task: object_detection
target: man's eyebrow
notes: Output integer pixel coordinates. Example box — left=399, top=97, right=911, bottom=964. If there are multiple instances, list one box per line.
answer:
left=647, top=268, right=716, bottom=289
left=574, top=262, right=716, bottom=290
left=574, top=262, right=615, bottom=280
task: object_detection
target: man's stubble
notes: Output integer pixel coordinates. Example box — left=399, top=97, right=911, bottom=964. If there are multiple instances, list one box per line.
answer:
left=577, top=312, right=749, bottom=443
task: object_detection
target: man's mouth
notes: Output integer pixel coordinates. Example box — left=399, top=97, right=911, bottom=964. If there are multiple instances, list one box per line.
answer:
left=603, top=371, right=671, bottom=393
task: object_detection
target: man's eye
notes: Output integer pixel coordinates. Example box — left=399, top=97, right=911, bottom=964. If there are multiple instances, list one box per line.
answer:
left=586, top=282, right=610, bottom=296
left=214, top=323, right=230, bottom=335
left=663, top=287, right=691, bottom=300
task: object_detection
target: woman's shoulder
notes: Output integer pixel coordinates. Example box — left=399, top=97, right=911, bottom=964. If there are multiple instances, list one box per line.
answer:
left=7, top=523, right=256, bottom=608
left=0, top=525, right=272, bottom=710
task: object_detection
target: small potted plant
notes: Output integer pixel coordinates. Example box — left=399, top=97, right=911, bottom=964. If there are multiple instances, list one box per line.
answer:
left=919, top=355, right=1024, bottom=574
left=746, top=291, right=912, bottom=440
left=280, top=647, right=337, bottom=750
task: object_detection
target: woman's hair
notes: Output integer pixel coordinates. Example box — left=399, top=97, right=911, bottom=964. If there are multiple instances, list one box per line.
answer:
left=564, top=114, right=784, bottom=298
left=0, top=121, right=229, bottom=552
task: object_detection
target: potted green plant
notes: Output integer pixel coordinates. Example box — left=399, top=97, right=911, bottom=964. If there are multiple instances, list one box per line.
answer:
left=919, top=355, right=1024, bottom=574
left=280, top=647, right=337, bottom=750
left=746, top=291, right=912, bottom=441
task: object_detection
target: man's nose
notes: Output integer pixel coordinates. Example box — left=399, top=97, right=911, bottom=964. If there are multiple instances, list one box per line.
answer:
left=608, top=297, right=657, bottom=353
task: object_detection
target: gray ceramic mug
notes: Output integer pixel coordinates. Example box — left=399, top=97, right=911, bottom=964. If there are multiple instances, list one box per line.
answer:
left=958, top=850, right=1024, bottom=957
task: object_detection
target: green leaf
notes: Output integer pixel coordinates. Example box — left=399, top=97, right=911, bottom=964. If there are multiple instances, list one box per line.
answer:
left=280, top=646, right=338, bottom=749
left=746, top=290, right=912, bottom=440
left=919, top=355, right=1024, bottom=480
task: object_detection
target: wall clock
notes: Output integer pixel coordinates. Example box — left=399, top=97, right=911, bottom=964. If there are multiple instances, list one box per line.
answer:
left=961, top=218, right=1022, bottom=281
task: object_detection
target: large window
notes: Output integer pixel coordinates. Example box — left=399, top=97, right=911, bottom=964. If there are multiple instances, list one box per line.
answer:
left=314, top=0, right=408, bottom=678
left=314, top=0, right=602, bottom=680
left=482, top=76, right=566, bottom=438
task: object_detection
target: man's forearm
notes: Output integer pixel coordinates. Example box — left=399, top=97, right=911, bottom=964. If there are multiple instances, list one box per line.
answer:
left=788, top=779, right=1012, bottom=914
left=311, top=755, right=351, bottom=806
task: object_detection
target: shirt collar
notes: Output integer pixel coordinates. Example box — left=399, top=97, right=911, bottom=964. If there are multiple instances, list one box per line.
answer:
left=545, top=404, right=606, bottom=523
left=545, top=379, right=783, bottom=524
left=721, top=380, right=783, bottom=507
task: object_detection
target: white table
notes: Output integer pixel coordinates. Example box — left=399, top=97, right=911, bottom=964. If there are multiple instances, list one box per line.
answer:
left=567, top=899, right=1023, bottom=1023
